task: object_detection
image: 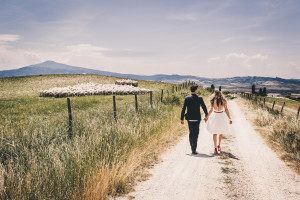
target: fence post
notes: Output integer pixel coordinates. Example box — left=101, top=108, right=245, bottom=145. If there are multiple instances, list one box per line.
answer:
left=264, top=98, right=265, bottom=106
left=113, top=96, right=117, bottom=121
left=150, top=91, right=153, bottom=108
left=161, top=89, right=164, bottom=102
left=135, top=94, right=138, bottom=112
left=67, top=98, right=72, bottom=138
left=281, top=102, right=285, bottom=113
left=297, top=106, right=300, bottom=119
left=259, top=98, right=261, bottom=105
left=172, top=86, right=174, bottom=93
left=176, top=86, right=177, bottom=92
left=272, top=101, right=275, bottom=111
left=167, top=90, right=169, bottom=96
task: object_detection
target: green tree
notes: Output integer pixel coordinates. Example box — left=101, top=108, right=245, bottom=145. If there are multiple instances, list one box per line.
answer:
left=211, top=84, right=215, bottom=92
left=262, top=87, right=267, bottom=96
left=252, top=84, right=256, bottom=94
left=259, top=88, right=263, bottom=96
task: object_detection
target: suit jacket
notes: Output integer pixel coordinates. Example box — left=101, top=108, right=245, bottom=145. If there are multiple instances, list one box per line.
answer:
left=181, top=93, right=208, bottom=121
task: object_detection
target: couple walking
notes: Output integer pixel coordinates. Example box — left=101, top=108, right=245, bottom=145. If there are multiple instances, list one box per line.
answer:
left=180, top=85, right=232, bottom=155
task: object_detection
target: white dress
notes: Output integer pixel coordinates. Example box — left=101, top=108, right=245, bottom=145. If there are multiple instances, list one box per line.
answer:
left=206, top=108, right=231, bottom=134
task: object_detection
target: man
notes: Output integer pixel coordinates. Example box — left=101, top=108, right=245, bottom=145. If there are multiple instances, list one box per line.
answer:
left=181, top=85, right=208, bottom=155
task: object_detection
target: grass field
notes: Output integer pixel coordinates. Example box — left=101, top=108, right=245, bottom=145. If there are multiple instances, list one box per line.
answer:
left=237, top=97, right=300, bottom=173
left=0, top=74, right=210, bottom=199
left=252, top=96, right=299, bottom=115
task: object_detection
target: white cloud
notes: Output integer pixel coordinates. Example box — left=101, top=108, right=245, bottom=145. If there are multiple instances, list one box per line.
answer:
left=221, top=37, right=234, bottom=43
left=225, top=53, right=268, bottom=61
left=166, top=13, right=197, bottom=21
left=0, top=34, right=21, bottom=43
left=208, top=56, right=221, bottom=63
left=65, top=44, right=111, bottom=57
left=207, top=53, right=269, bottom=71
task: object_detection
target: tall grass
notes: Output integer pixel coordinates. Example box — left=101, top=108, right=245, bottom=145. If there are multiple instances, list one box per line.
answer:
left=238, top=97, right=300, bottom=170
left=0, top=75, right=197, bottom=199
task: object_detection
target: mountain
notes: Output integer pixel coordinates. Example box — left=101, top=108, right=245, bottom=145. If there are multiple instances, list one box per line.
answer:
left=1, top=61, right=299, bottom=93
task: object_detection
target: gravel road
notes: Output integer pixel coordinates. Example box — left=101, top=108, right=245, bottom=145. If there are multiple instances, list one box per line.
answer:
left=115, top=101, right=300, bottom=200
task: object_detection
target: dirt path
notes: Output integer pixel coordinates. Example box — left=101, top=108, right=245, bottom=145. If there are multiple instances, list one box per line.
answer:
left=115, top=101, right=300, bottom=200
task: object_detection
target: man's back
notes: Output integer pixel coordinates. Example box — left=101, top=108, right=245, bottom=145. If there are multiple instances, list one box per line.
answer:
left=181, top=93, right=208, bottom=121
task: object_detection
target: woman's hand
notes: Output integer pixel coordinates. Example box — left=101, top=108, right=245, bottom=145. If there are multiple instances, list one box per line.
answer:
left=229, top=120, right=232, bottom=124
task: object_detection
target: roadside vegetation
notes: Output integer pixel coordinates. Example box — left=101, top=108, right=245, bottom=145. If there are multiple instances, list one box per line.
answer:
left=237, top=96, right=300, bottom=173
left=0, top=75, right=209, bottom=199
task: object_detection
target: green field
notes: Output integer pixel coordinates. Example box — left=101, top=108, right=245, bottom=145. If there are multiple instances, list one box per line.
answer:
left=0, top=75, right=210, bottom=199
left=246, top=95, right=300, bottom=115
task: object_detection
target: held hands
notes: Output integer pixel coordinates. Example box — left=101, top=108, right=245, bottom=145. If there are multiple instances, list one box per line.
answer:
left=204, top=117, right=208, bottom=123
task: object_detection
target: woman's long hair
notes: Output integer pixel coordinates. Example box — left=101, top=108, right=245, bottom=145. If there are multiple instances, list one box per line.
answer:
left=210, top=90, right=225, bottom=107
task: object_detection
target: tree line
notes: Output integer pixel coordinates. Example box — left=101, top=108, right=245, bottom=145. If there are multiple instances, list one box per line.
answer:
left=252, top=84, right=267, bottom=96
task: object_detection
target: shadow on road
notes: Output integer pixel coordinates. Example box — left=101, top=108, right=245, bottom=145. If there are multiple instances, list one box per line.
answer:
left=186, top=153, right=214, bottom=158
left=219, top=151, right=240, bottom=160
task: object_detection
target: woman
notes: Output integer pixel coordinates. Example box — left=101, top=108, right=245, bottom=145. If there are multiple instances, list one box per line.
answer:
left=205, top=90, right=232, bottom=154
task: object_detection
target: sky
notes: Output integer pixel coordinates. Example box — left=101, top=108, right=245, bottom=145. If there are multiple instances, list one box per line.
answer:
left=0, top=0, right=300, bottom=78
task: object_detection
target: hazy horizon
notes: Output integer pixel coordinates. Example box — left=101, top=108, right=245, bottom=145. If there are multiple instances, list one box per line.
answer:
left=1, top=60, right=300, bottom=80
left=0, top=0, right=300, bottom=79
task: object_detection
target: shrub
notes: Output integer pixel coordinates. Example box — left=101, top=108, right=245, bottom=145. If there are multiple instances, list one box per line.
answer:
left=163, top=94, right=181, bottom=105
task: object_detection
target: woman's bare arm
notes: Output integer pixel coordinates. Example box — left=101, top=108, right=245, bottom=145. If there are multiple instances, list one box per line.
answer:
left=206, top=102, right=214, bottom=118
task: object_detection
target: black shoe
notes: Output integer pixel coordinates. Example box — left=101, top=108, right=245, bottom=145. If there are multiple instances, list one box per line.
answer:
left=192, top=151, right=198, bottom=155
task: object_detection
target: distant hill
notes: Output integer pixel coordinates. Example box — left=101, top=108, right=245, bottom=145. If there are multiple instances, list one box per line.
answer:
left=1, top=61, right=299, bottom=93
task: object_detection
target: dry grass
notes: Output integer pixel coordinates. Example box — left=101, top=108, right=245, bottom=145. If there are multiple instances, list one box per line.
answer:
left=0, top=74, right=195, bottom=199
left=84, top=123, right=186, bottom=200
left=237, top=97, right=300, bottom=173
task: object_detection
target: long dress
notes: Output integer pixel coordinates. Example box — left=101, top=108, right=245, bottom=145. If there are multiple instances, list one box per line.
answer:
left=206, top=108, right=231, bottom=134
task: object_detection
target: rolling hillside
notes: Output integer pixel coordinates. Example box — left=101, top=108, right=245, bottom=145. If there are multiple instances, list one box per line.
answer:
left=1, top=61, right=299, bottom=93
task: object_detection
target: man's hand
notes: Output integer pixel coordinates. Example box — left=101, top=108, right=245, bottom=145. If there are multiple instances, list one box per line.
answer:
left=229, top=120, right=233, bottom=125
left=181, top=120, right=184, bottom=125
left=204, top=117, right=208, bottom=123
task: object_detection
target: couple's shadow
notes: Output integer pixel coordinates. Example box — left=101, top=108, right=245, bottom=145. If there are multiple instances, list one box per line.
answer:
left=186, top=151, right=239, bottom=160
left=186, top=153, right=213, bottom=158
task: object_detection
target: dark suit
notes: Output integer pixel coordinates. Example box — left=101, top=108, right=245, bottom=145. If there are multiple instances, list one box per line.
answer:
left=181, top=93, right=208, bottom=152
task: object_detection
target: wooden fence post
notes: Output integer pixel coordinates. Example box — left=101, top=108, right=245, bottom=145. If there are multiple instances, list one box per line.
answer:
left=264, top=98, right=265, bottom=106
left=161, top=89, right=164, bottom=102
left=272, top=101, right=275, bottom=111
left=150, top=91, right=153, bottom=108
left=281, top=102, right=285, bottom=113
left=176, top=86, right=177, bottom=92
left=259, top=98, right=261, bottom=104
left=297, top=106, right=300, bottom=119
left=135, top=94, right=138, bottom=112
left=113, top=96, right=117, bottom=121
left=167, top=90, right=169, bottom=96
left=172, top=86, right=174, bottom=93
left=67, top=98, right=72, bottom=138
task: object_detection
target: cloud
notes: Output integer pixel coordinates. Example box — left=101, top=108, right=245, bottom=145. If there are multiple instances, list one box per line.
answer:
left=0, top=34, right=21, bottom=43
left=166, top=13, right=197, bottom=21
left=208, top=56, right=221, bottom=63
left=225, top=53, right=268, bottom=61
left=207, top=52, right=269, bottom=70
left=221, top=37, right=234, bottom=43
left=65, top=44, right=111, bottom=56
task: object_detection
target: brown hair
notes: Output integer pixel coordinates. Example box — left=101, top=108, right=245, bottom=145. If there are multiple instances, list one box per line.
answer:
left=211, top=90, right=225, bottom=107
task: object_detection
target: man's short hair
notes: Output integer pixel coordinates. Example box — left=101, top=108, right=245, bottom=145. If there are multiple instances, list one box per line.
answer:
left=190, top=85, right=198, bottom=92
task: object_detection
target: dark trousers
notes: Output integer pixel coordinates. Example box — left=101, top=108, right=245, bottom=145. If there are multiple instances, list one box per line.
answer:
left=187, top=120, right=200, bottom=152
